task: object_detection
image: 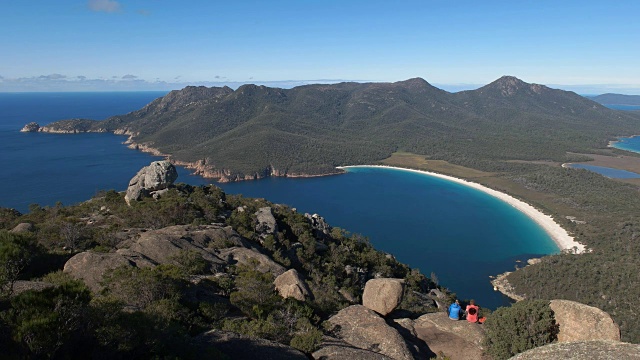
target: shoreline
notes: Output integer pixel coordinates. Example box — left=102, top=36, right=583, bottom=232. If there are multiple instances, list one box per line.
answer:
left=27, top=125, right=586, bottom=253
left=608, top=135, right=640, bottom=154
left=338, top=165, right=585, bottom=253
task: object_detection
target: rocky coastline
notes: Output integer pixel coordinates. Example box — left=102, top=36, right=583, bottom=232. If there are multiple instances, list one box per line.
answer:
left=26, top=122, right=346, bottom=183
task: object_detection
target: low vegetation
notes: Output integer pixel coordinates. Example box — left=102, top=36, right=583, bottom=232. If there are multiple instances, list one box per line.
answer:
left=484, top=300, right=559, bottom=359
left=0, top=184, right=438, bottom=358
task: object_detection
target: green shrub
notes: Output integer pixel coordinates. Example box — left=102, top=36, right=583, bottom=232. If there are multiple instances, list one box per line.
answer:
left=290, top=327, right=323, bottom=353
left=484, top=299, right=559, bottom=359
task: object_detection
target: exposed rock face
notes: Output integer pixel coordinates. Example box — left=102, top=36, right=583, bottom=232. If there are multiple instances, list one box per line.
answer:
left=327, top=305, right=414, bottom=360
left=218, top=247, right=286, bottom=276
left=64, top=252, right=135, bottom=292
left=195, top=329, right=307, bottom=360
left=10, top=222, right=35, bottom=233
left=274, top=269, right=312, bottom=301
left=127, top=225, right=229, bottom=269
left=255, top=207, right=278, bottom=236
left=549, top=299, right=621, bottom=342
left=391, top=318, right=435, bottom=359
left=362, top=278, right=405, bottom=316
left=509, top=340, right=640, bottom=360
left=412, top=312, right=488, bottom=360
left=312, top=336, right=393, bottom=360
left=124, top=161, right=178, bottom=205
left=20, top=122, right=40, bottom=132
left=305, top=213, right=332, bottom=239
left=63, top=224, right=256, bottom=292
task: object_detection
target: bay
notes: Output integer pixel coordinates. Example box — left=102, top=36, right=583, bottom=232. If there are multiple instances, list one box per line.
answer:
left=0, top=92, right=560, bottom=309
left=611, top=135, right=640, bottom=154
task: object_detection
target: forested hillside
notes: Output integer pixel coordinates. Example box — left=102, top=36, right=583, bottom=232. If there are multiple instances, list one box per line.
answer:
left=29, top=77, right=640, bottom=343
left=589, top=93, right=640, bottom=106
left=0, top=185, right=438, bottom=358
left=40, top=76, right=640, bottom=180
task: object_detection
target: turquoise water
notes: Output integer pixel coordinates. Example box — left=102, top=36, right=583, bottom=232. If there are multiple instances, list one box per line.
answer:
left=611, top=136, right=640, bottom=154
left=566, top=164, right=640, bottom=178
left=0, top=92, right=560, bottom=308
left=218, top=166, right=559, bottom=308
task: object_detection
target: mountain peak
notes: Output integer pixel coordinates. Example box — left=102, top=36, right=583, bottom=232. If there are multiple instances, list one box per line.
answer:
left=484, top=76, right=546, bottom=97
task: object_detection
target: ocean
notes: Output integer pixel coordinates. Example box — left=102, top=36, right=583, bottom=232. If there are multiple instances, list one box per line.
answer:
left=611, top=135, right=640, bottom=155
left=1, top=92, right=564, bottom=309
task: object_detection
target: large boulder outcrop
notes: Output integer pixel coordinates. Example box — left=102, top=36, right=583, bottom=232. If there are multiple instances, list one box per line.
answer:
left=509, top=340, right=640, bottom=360
left=412, top=312, right=488, bottom=360
left=10, top=222, right=35, bottom=233
left=274, top=269, right=312, bottom=301
left=124, top=160, right=178, bottom=205
left=305, top=213, right=332, bottom=239
left=327, top=305, right=414, bottom=360
left=64, top=224, right=254, bottom=292
left=255, top=207, right=278, bottom=236
left=549, top=299, right=620, bottom=342
left=312, top=336, right=393, bottom=360
left=64, top=251, right=135, bottom=292
left=126, top=225, right=228, bottom=269
left=218, top=247, right=286, bottom=276
left=195, top=330, right=307, bottom=360
left=362, top=278, right=405, bottom=316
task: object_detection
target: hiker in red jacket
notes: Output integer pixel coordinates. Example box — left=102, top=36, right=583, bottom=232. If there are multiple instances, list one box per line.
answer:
left=466, top=299, right=479, bottom=323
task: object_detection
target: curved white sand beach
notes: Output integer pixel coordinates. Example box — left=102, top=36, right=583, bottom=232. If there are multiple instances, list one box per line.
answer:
left=338, top=165, right=586, bottom=254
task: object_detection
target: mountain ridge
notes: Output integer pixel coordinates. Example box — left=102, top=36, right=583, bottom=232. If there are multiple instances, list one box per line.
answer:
left=32, top=76, right=640, bottom=181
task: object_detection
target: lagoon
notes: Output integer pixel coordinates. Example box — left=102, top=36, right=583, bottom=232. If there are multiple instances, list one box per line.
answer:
left=566, top=163, right=640, bottom=179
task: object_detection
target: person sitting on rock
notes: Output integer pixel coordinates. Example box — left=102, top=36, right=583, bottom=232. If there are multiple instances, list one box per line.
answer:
left=448, top=299, right=462, bottom=320
left=466, top=299, right=479, bottom=323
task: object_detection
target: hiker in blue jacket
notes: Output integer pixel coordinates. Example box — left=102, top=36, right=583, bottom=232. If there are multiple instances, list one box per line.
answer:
left=448, top=299, right=462, bottom=320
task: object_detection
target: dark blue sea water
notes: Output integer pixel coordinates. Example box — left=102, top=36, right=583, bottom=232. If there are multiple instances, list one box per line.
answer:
left=566, top=163, right=640, bottom=179
left=0, top=92, right=560, bottom=309
left=604, top=104, right=640, bottom=111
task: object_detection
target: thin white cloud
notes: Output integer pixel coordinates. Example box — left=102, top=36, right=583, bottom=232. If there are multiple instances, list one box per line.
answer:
left=38, top=74, right=67, bottom=80
left=88, top=0, right=121, bottom=13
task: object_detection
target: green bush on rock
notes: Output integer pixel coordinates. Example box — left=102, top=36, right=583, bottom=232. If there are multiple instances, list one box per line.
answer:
left=484, top=299, right=559, bottom=359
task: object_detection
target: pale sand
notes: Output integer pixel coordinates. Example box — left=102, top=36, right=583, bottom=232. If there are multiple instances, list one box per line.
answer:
left=337, top=165, right=586, bottom=253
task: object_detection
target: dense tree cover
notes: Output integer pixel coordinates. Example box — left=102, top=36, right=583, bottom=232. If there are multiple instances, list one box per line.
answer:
left=589, top=93, right=640, bottom=106
left=484, top=300, right=558, bottom=359
left=22, top=76, right=640, bottom=350
left=0, top=184, right=439, bottom=358
left=42, top=77, right=640, bottom=179
left=492, top=163, right=640, bottom=342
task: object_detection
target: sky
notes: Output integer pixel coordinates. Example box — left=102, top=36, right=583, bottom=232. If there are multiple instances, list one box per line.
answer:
left=1, top=0, right=639, bottom=93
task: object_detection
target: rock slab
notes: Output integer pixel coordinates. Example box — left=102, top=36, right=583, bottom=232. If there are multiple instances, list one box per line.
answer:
left=255, top=207, right=278, bottom=236
left=412, top=312, right=488, bottom=360
left=125, top=160, right=178, bottom=205
left=362, top=278, right=405, bottom=316
left=550, top=299, right=620, bottom=342
left=327, top=305, right=414, bottom=360
left=196, top=330, right=307, bottom=360
left=509, top=340, right=640, bottom=360
left=274, top=269, right=312, bottom=301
